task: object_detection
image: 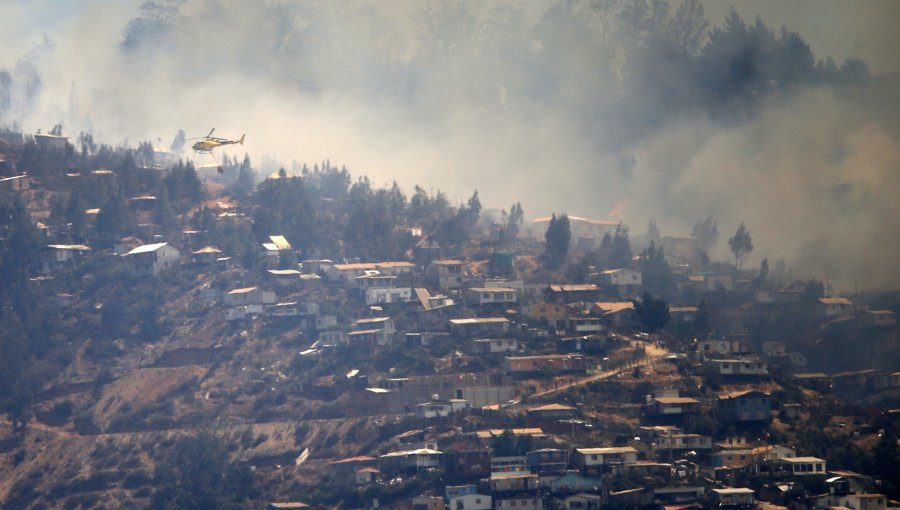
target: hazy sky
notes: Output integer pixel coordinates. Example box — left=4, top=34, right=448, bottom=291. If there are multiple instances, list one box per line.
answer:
left=1, top=1, right=898, bottom=289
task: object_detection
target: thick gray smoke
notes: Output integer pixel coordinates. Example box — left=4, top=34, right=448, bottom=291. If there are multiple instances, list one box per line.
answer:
left=0, top=0, right=897, bottom=289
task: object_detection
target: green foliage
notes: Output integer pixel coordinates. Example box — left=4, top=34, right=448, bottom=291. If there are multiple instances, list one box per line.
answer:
left=728, top=222, right=753, bottom=268
left=632, top=291, right=670, bottom=333
left=542, top=213, right=571, bottom=270
left=691, top=215, right=718, bottom=259
left=639, top=241, right=673, bottom=295
left=150, top=433, right=254, bottom=510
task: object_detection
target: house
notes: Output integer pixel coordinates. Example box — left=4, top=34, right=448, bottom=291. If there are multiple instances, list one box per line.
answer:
left=490, top=456, right=528, bottom=474
left=861, top=310, right=896, bottom=327
left=124, top=242, right=181, bottom=275
left=522, top=302, right=569, bottom=324
left=443, top=446, right=490, bottom=479
left=355, top=272, right=397, bottom=290
left=34, top=133, right=69, bottom=151
left=267, top=269, right=302, bottom=287
left=717, top=390, right=772, bottom=422
left=267, top=503, right=309, bottom=510
left=644, top=396, right=701, bottom=420
left=780, top=456, right=826, bottom=476
left=562, top=493, right=605, bottom=510
left=590, top=302, right=638, bottom=330
left=591, top=269, right=643, bottom=298
left=651, top=434, right=712, bottom=454
left=546, top=284, right=603, bottom=304
left=355, top=467, right=379, bottom=485
left=465, top=287, right=518, bottom=307
left=445, top=486, right=491, bottom=510
left=406, top=496, right=445, bottom=510
left=192, top=246, right=223, bottom=265
left=526, top=448, right=567, bottom=475
left=473, top=338, right=519, bottom=355
left=709, top=488, right=755, bottom=509
left=327, top=456, right=377, bottom=483
left=428, top=259, right=466, bottom=289
left=669, top=306, right=698, bottom=323
left=449, top=317, right=510, bottom=337
left=792, top=373, right=833, bottom=392
left=697, top=339, right=755, bottom=358
left=350, top=316, right=396, bottom=346
left=0, top=174, right=29, bottom=192
left=490, top=472, right=540, bottom=493
left=224, top=287, right=276, bottom=307
left=571, top=447, right=638, bottom=476
left=705, top=359, right=768, bottom=377
left=565, top=316, right=603, bottom=335
left=494, top=496, right=543, bottom=510
left=816, top=297, right=854, bottom=318
left=415, top=399, right=470, bottom=419
left=505, top=355, right=587, bottom=375
left=527, top=404, right=576, bottom=421
left=366, top=287, right=412, bottom=306
left=43, top=244, right=91, bottom=273
left=812, top=493, right=887, bottom=510
left=549, top=473, right=603, bottom=494
left=379, top=449, right=443, bottom=472
left=710, top=449, right=754, bottom=468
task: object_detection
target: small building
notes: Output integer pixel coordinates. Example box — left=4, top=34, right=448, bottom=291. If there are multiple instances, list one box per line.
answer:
left=494, top=496, right=543, bottom=510
left=591, top=302, right=638, bottom=330
left=861, top=310, right=896, bottom=328
left=124, top=242, right=181, bottom=275
left=549, top=472, right=603, bottom=494
left=490, top=472, right=540, bottom=493
left=816, top=297, right=854, bottom=318
left=428, top=259, right=466, bottom=289
left=526, top=448, right=567, bottom=475
left=709, top=488, right=755, bottom=509
left=350, top=316, right=396, bottom=346
left=546, top=284, right=603, bottom=304
left=445, top=485, right=491, bottom=510
left=705, top=359, right=768, bottom=377
left=527, top=404, right=576, bottom=422
left=224, top=287, right=276, bottom=307
left=717, top=390, right=772, bottom=423
left=379, top=448, right=443, bottom=472
left=327, top=456, right=377, bottom=482
left=34, top=133, right=69, bottom=151
left=416, top=399, right=470, bottom=419
left=366, top=287, right=412, bottom=306
left=780, top=456, right=826, bottom=476
left=571, top=447, right=638, bottom=476
left=644, top=396, right=700, bottom=419
left=669, top=306, right=699, bottom=323
left=591, top=268, right=643, bottom=298
left=192, top=246, right=223, bottom=265
left=505, top=355, right=587, bottom=375
left=0, top=174, right=29, bottom=192
left=449, top=317, right=510, bottom=337
left=473, top=338, right=519, bottom=355
left=465, top=287, right=518, bottom=307
left=43, top=244, right=91, bottom=273
left=562, top=493, right=605, bottom=510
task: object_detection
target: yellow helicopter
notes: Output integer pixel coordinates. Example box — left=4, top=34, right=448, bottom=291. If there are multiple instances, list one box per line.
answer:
left=190, top=128, right=245, bottom=154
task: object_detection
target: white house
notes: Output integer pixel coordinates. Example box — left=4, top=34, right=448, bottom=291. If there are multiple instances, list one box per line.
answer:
left=124, top=242, right=181, bottom=275
left=224, top=287, right=276, bottom=307
left=571, top=447, right=637, bottom=475
left=416, top=399, right=470, bottom=419
left=365, top=287, right=412, bottom=306
left=43, top=244, right=91, bottom=273
left=428, top=259, right=466, bottom=289
left=473, top=338, right=519, bottom=355
left=465, top=287, right=518, bottom=306
left=781, top=456, right=826, bottom=476
left=593, top=268, right=643, bottom=298
left=446, top=486, right=491, bottom=510
left=706, top=359, right=768, bottom=377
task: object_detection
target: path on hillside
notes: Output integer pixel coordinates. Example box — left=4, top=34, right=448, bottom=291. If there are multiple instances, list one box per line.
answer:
left=529, top=341, right=670, bottom=400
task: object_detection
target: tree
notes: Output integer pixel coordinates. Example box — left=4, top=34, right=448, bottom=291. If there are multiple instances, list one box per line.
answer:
left=728, top=222, right=753, bottom=268
left=646, top=219, right=661, bottom=246
left=694, top=299, right=711, bottom=338
left=691, top=215, right=718, bottom=260
left=639, top=242, right=673, bottom=295
left=632, top=291, right=670, bottom=333
left=542, top=213, right=571, bottom=270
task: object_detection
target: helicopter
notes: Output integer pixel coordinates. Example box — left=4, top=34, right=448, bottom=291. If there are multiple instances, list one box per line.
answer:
left=190, top=128, right=245, bottom=154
